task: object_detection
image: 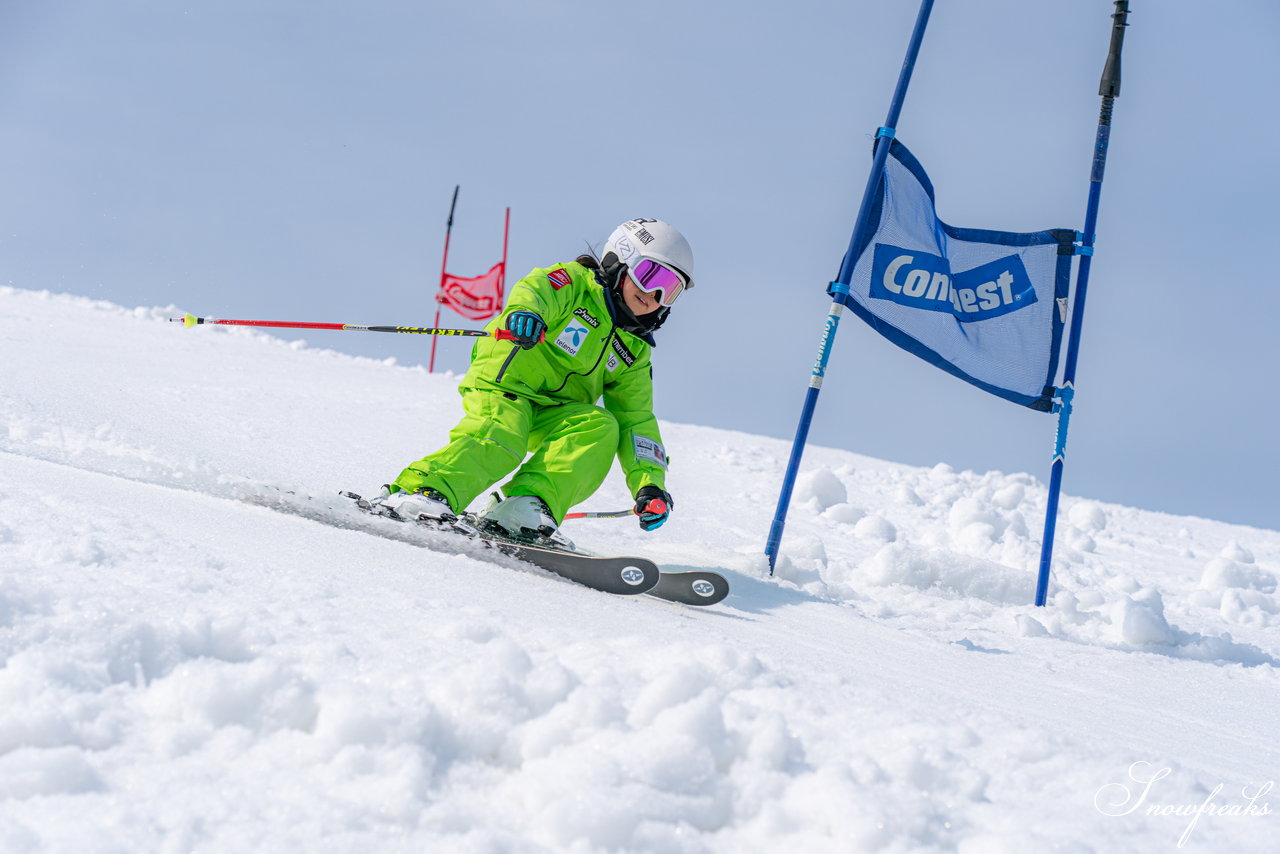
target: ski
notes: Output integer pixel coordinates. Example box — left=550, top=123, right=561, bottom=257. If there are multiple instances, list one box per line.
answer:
left=345, top=493, right=730, bottom=605
left=459, top=518, right=729, bottom=605
left=342, top=492, right=661, bottom=597
left=234, top=484, right=727, bottom=605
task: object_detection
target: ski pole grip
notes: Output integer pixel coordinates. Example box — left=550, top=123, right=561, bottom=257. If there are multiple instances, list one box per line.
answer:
left=493, top=330, right=546, bottom=343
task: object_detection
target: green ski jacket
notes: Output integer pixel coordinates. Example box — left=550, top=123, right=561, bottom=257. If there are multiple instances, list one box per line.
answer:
left=462, top=261, right=668, bottom=495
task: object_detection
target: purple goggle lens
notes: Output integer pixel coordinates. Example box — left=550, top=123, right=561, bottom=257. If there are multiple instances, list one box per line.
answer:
left=630, top=258, right=686, bottom=307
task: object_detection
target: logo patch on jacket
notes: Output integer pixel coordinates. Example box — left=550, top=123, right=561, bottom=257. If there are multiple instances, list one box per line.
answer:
left=573, top=306, right=600, bottom=328
left=555, top=321, right=590, bottom=356
left=547, top=269, right=572, bottom=290
left=610, top=336, right=636, bottom=368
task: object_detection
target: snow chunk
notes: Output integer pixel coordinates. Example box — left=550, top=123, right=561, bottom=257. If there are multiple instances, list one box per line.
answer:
left=1016, top=614, right=1051, bottom=638
left=991, top=482, right=1026, bottom=510
left=142, top=659, right=319, bottom=733
left=0, top=747, right=102, bottom=799
left=1066, top=528, right=1097, bottom=554
left=1046, top=588, right=1278, bottom=666
left=948, top=497, right=1004, bottom=535
left=1219, top=540, right=1255, bottom=563
left=956, top=522, right=998, bottom=551
left=789, top=534, right=829, bottom=562
left=893, top=484, right=924, bottom=506
left=314, top=694, right=395, bottom=748
left=1067, top=501, right=1107, bottom=533
left=794, top=467, right=847, bottom=511
left=627, top=666, right=712, bottom=728
left=853, top=515, right=897, bottom=542
left=1109, top=591, right=1175, bottom=646
left=774, top=536, right=829, bottom=590
left=821, top=503, right=866, bottom=525
left=1200, top=557, right=1277, bottom=593
left=853, top=543, right=1029, bottom=604
left=1218, top=588, right=1280, bottom=627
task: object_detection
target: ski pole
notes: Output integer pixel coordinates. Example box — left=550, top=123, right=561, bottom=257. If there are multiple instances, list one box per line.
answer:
left=565, top=495, right=672, bottom=522
left=563, top=509, right=635, bottom=520
left=169, top=313, right=542, bottom=343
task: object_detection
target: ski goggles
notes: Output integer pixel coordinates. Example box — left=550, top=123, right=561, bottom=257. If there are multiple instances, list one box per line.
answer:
left=629, top=258, right=687, bottom=307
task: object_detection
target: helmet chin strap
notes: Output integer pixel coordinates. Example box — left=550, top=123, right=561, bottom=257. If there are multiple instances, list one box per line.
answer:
left=641, top=307, right=670, bottom=334
left=615, top=293, right=669, bottom=336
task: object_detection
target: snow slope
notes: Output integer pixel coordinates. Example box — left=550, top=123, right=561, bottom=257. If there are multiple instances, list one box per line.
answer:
left=1, top=287, right=1277, bottom=853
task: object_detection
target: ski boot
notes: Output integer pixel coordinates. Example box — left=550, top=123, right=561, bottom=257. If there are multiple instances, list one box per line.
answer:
left=474, top=493, right=575, bottom=551
left=366, top=486, right=456, bottom=525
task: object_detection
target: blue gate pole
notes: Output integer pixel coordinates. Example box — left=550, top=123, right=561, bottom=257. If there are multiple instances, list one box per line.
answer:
left=1035, top=1, right=1131, bottom=606
left=765, top=0, right=936, bottom=573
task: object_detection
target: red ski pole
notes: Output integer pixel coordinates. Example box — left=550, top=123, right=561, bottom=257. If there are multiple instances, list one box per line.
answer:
left=563, top=509, right=636, bottom=520
left=170, top=313, right=541, bottom=343
left=564, top=496, right=669, bottom=522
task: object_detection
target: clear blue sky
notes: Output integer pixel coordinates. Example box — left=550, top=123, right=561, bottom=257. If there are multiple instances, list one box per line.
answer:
left=3, top=0, right=1277, bottom=529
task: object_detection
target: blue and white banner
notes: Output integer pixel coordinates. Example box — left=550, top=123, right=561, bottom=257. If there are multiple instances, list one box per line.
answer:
left=837, top=139, right=1077, bottom=410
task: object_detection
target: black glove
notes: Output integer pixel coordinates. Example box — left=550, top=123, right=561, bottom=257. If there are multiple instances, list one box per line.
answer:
left=634, top=485, right=673, bottom=532
left=505, top=310, right=546, bottom=349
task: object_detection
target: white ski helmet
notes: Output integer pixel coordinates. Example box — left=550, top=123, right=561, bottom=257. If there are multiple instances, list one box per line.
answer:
left=602, top=219, right=695, bottom=293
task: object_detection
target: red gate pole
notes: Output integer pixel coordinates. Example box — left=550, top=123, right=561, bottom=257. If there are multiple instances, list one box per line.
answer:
left=500, top=206, right=510, bottom=300
left=429, top=185, right=460, bottom=373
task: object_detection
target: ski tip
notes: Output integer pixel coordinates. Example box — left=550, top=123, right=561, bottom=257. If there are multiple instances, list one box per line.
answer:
left=339, top=490, right=373, bottom=511
left=649, top=572, right=730, bottom=607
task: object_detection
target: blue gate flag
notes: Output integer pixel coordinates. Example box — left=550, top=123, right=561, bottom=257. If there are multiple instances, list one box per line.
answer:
left=836, top=139, right=1078, bottom=412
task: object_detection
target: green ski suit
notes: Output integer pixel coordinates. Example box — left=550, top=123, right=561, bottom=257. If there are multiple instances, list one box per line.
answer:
left=392, top=261, right=669, bottom=522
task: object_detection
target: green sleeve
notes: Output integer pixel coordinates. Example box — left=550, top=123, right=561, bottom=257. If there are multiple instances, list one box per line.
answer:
left=603, top=345, right=668, bottom=495
left=499, top=265, right=574, bottom=329
left=466, top=262, right=596, bottom=400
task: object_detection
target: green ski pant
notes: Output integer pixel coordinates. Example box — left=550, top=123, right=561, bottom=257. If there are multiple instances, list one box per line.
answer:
left=393, top=389, right=620, bottom=523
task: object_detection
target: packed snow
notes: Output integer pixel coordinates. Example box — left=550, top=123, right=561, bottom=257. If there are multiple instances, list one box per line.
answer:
left=1, top=287, right=1276, bottom=853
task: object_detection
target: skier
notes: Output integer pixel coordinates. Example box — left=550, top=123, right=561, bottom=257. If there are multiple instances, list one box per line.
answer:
left=369, top=218, right=694, bottom=545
